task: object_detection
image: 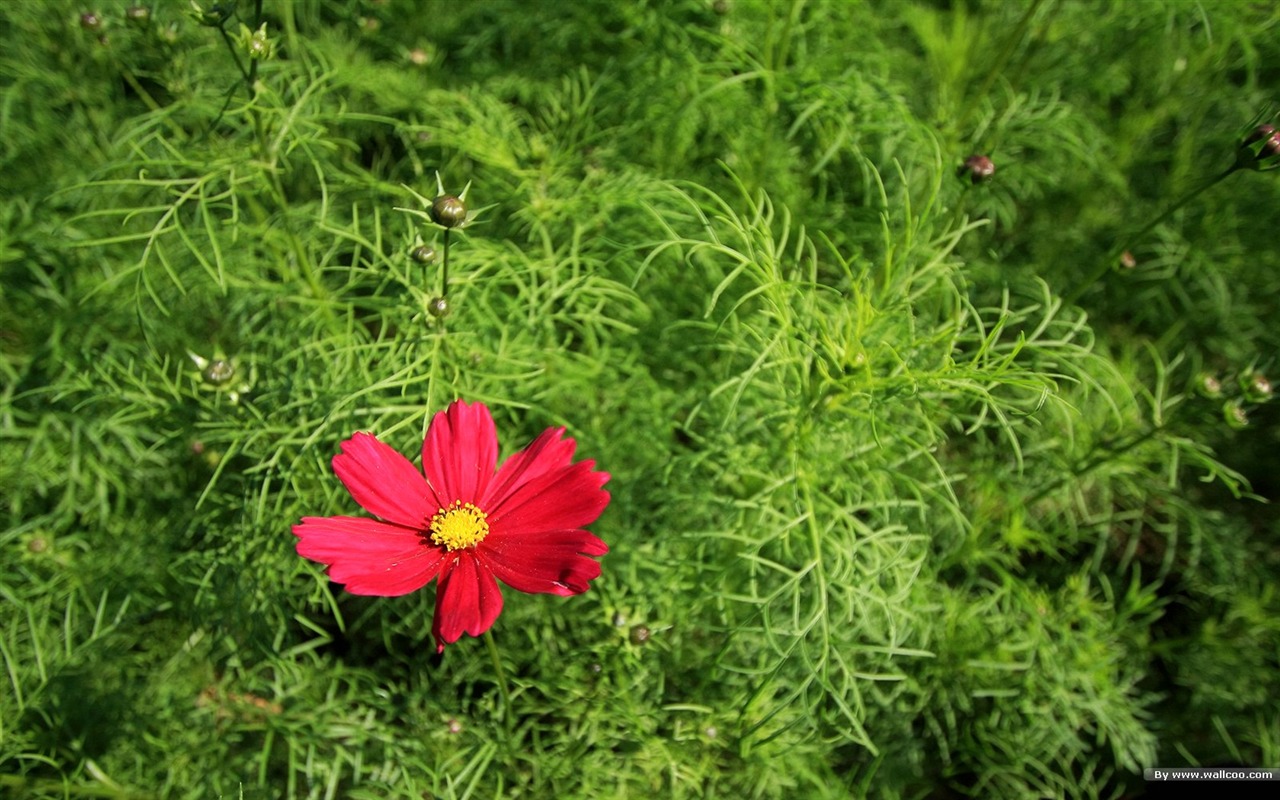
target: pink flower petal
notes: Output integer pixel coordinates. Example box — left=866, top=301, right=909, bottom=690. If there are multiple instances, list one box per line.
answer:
left=292, top=516, right=446, bottom=596
left=487, top=459, right=611, bottom=534
left=422, top=400, right=499, bottom=505
left=480, top=530, right=608, bottom=596
left=482, top=426, right=577, bottom=509
left=333, top=433, right=438, bottom=528
left=432, top=553, right=504, bottom=652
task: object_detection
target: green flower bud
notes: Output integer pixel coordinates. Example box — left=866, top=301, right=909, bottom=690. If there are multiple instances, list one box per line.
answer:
left=430, top=195, right=467, bottom=228
left=411, top=245, right=436, bottom=264
left=427, top=296, right=450, bottom=318
left=80, top=11, right=103, bottom=30
left=188, top=349, right=255, bottom=403
left=1195, top=373, right=1223, bottom=399
left=189, top=2, right=232, bottom=27
left=125, top=6, right=151, bottom=26
left=204, top=358, right=235, bottom=385
left=1223, top=399, right=1249, bottom=430
left=629, top=624, right=651, bottom=645
left=1240, top=370, right=1272, bottom=403
left=238, top=23, right=273, bottom=60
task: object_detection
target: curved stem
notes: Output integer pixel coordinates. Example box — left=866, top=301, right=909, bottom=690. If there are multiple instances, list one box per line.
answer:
left=1026, top=424, right=1166, bottom=506
left=249, top=0, right=264, bottom=87
left=483, top=630, right=513, bottom=731
left=969, top=0, right=1047, bottom=121
left=216, top=26, right=253, bottom=91
left=1117, top=166, right=1239, bottom=257
left=1064, top=164, right=1241, bottom=306
left=215, top=0, right=265, bottom=101
left=441, top=229, right=452, bottom=297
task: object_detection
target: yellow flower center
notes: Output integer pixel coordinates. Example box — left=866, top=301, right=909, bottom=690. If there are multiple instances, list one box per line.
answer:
left=429, top=500, right=490, bottom=551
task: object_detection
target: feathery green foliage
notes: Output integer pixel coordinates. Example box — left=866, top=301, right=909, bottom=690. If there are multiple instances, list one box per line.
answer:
left=2, top=1, right=1278, bottom=798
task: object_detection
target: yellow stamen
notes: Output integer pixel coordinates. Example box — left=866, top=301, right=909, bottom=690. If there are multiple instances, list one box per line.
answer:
left=429, top=500, right=490, bottom=551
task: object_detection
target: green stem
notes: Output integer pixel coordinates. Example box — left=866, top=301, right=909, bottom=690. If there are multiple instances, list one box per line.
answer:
left=441, top=229, right=452, bottom=297
left=249, top=0, right=264, bottom=86
left=967, top=0, right=1047, bottom=125
left=215, top=0, right=265, bottom=101
left=1065, top=164, right=1241, bottom=306
left=1119, top=166, right=1239, bottom=256
left=208, top=7, right=261, bottom=136
left=216, top=26, right=253, bottom=92
left=483, top=630, right=513, bottom=729
left=1026, top=424, right=1166, bottom=506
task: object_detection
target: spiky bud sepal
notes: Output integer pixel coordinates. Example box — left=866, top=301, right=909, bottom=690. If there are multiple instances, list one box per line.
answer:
left=1238, top=123, right=1280, bottom=171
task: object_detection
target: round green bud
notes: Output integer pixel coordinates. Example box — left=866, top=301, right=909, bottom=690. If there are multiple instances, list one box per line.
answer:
left=411, top=245, right=436, bottom=264
left=125, top=6, right=150, bottom=25
left=427, top=296, right=450, bottom=318
left=430, top=195, right=467, bottom=228
left=1223, top=399, right=1249, bottom=430
left=1195, top=373, right=1222, bottom=399
left=203, top=359, right=235, bottom=385
left=629, top=624, right=651, bottom=645
left=1240, top=370, right=1272, bottom=404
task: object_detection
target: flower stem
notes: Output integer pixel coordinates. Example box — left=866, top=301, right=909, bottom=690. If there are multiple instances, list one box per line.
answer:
left=967, top=0, right=1047, bottom=125
left=484, top=630, right=513, bottom=726
left=441, top=229, right=452, bottom=297
left=216, top=25, right=253, bottom=90
left=1065, top=164, right=1241, bottom=306
left=207, top=0, right=266, bottom=138
left=1026, top=424, right=1166, bottom=506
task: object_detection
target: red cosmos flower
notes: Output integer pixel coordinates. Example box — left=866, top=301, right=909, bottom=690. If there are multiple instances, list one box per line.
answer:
left=293, top=400, right=610, bottom=652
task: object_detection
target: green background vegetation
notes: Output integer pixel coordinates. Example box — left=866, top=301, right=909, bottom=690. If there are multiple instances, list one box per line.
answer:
left=2, top=0, right=1278, bottom=797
